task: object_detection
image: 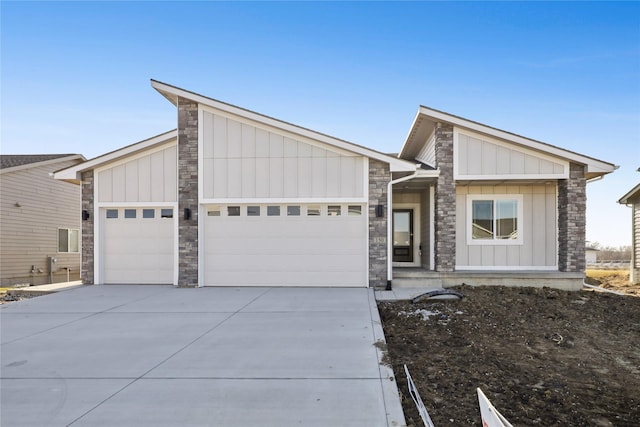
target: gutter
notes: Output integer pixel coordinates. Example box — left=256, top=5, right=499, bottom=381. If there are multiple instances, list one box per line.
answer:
left=386, top=170, right=420, bottom=290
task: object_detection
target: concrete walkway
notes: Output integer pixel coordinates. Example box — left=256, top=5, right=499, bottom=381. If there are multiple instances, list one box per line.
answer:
left=1, top=285, right=405, bottom=427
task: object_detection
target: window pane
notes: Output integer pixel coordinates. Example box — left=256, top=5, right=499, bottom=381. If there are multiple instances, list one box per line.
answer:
left=348, top=205, right=362, bottom=216
left=143, top=209, right=155, bottom=219
left=228, top=206, right=241, bottom=216
left=472, top=200, right=494, bottom=239
left=307, top=205, right=321, bottom=216
left=496, top=200, right=518, bottom=239
left=267, top=206, right=280, bottom=216
left=207, top=208, right=221, bottom=217
left=161, top=209, right=173, bottom=218
left=287, top=206, right=300, bottom=216
left=124, top=209, right=136, bottom=219
left=106, top=209, right=118, bottom=219
left=69, top=229, right=79, bottom=252
left=247, top=206, right=260, bottom=216
left=58, top=228, right=69, bottom=252
left=328, top=205, right=341, bottom=216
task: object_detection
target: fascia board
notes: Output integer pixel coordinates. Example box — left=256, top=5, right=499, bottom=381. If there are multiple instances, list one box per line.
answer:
left=53, top=130, right=178, bottom=181
left=151, top=80, right=416, bottom=173
left=418, top=106, right=617, bottom=175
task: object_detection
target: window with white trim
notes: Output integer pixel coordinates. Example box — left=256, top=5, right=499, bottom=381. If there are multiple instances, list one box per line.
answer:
left=467, top=195, right=523, bottom=245
left=58, top=228, right=80, bottom=253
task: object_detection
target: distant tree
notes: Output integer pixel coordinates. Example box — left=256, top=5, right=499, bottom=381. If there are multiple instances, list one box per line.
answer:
left=591, top=243, right=632, bottom=262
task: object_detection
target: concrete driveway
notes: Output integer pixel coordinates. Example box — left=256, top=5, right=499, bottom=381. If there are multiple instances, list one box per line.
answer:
left=1, top=285, right=405, bottom=426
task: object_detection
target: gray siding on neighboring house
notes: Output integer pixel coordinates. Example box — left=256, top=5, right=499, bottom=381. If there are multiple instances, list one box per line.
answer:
left=455, top=184, right=557, bottom=268
left=0, top=159, right=82, bottom=285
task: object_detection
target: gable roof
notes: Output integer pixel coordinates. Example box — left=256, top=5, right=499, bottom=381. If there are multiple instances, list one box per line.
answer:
left=618, top=182, right=640, bottom=205
left=400, top=105, right=617, bottom=180
left=54, top=130, right=178, bottom=183
left=0, top=154, right=85, bottom=174
left=151, top=79, right=416, bottom=173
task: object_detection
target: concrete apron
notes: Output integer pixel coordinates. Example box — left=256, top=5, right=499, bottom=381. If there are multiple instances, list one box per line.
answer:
left=1, top=285, right=405, bottom=427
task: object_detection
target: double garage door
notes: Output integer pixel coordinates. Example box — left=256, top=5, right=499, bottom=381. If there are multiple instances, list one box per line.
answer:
left=101, top=204, right=367, bottom=287
left=204, top=204, right=367, bottom=287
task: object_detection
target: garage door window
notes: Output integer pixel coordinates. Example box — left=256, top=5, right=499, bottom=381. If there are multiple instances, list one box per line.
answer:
left=267, top=206, right=280, bottom=216
left=287, top=206, right=300, bottom=216
left=228, top=206, right=241, bottom=216
left=307, top=206, right=321, bottom=216
left=161, top=209, right=173, bottom=218
left=124, top=209, right=136, bottom=219
left=348, top=206, right=362, bottom=216
left=247, top=206, right=260, bottom=216
left=143, top=209, right=155, bottom=219
left=106, top=209, right=118, bottom=219
left=328, top=205, right=341, bottom=216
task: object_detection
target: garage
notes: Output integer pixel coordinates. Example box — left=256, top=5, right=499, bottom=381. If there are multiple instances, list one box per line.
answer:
left=101, top=207, right=175, bottom=284
left=203, top=204, right=367, bottom=287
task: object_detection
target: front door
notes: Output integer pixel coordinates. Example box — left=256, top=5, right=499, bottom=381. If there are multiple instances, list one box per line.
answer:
left=393, top=209, right=413, bottom=263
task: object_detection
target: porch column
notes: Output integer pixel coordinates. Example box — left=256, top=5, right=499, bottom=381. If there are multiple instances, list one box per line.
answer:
left=434, top=123, right=456, bottom=272
left=558, top=163, right=586, bottom=272
left=177, top=96, right=199, bottom=287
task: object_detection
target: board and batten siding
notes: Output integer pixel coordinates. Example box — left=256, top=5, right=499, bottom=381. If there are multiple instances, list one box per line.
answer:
left=96, top=143, right=177, bottom=203
left=455, top=130, right=567, bottom=179
left=201, top=109, right=365, bottom=200
left=416, top=132, right=436, bottom=167
left=455, top=184, right=557, bottom=269
left=0, top=159, right=82, bottom=285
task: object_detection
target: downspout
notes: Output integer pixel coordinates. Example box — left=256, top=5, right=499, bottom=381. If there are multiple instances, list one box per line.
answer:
left=386, top=170, right=420, bottom=290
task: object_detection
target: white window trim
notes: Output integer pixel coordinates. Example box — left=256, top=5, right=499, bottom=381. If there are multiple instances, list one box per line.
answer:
left=58, top=228, right=80, bottom=253
left=466, top=194, right=524, bottom=246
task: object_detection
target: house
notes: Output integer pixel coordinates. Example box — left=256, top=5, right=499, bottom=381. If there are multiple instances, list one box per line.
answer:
left=618, top=177, right=640, bottom=284
left=1, top=154, right=85, bottom=286
left=585, top=245, right=599, bottom=266
left=54, top=80, right=617, bottom=290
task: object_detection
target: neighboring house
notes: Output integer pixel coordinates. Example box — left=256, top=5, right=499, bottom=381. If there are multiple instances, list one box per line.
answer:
left=1, top=154, right=85, bottom=286
left=618, top=179, right=640, bottom=284
left=55, top=80, right=617, bottom=290
left=585, top=246, right=599, bottom=266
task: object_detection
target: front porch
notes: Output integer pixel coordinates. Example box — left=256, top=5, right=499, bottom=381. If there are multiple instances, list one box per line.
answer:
left=391, top=267, right=585, bottom=291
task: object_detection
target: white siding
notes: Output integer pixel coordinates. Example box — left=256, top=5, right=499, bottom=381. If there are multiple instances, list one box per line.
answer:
left=97, top=144, right=177, bottom=203
left=0, top=159, right=82, bottom=285
left=201, top=110, right=365, bottom=200
left=416, top=132, right=435, bottom=166
left=456, top=131, right=567, bottom=179
left=455, top=184, right=557, bottom=268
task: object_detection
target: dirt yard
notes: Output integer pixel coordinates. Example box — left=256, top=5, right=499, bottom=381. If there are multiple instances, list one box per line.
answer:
left=380, top=272, right=639, bottom=426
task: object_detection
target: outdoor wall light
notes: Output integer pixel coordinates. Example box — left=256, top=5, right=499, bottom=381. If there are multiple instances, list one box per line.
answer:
left=184, top=208, right=192, bottom=220
left=82, top=210, right=90, bottom=221
left=376, top=204, right=384, bottom=218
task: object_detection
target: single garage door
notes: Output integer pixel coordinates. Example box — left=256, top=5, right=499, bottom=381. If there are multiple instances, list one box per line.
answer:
left=102, top=207, right=175, bottom=284
left=203, top=204, right=367, bottom=286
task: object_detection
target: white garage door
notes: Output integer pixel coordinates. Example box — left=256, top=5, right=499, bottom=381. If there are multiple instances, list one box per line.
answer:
left=102, top=207, right=175, bottom=284
left=203, top=204, right=367, bottom=287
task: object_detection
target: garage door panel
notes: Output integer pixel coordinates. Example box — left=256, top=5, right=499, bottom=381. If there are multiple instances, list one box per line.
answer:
left=203, top=204, right=367, bottom=287
left=102, top=208, right=175, bottom=284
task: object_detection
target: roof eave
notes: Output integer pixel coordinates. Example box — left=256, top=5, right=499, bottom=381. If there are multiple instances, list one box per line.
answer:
left=618, top=183, right=640, bottom=205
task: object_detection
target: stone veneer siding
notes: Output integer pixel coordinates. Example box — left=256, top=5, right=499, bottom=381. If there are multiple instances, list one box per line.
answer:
left=177, top=97, right=199, bottom=287
left=369, top=159, right=390, bottom=288
left=81, top=170, right=94, bottom=284
left=558, top=163, right=586, bottom=272
left=434, top=123, right=456, bottom=272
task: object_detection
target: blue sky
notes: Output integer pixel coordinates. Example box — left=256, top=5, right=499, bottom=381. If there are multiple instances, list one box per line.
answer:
left=2, top=1, right=639, bottom=247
